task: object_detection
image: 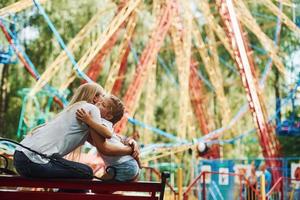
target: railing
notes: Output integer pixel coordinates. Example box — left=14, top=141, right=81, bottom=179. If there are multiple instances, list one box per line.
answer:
left=265, top=177, right=300, bottom=200
left=142, top=166, right=179, bottom=200
left=210, top=180, right=224, bottom=200
left=283, top=178, right=300, bottom=200
left=266, top=177, right=283, bottom=200
left=183, top=171, right=261, bottom=200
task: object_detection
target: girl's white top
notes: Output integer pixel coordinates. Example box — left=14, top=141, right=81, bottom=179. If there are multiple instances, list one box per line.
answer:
left=100, top=119, right=133, bottom=165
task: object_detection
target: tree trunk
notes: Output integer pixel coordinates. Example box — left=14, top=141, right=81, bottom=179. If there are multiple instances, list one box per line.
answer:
left=0, top=64, right=9, bottom=136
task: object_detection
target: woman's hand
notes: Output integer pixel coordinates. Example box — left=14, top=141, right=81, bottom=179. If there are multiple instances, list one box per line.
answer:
left=76, top=108, right=92, bottom=124
left=123, top=138, right=139, bottom=157
left=129, top=143, right=141, bottom=168
left=129, top=140, right=139, bottom=157
left=120, top=137, right=141, bottom=167
left=128, top=139, right=141, bottom=168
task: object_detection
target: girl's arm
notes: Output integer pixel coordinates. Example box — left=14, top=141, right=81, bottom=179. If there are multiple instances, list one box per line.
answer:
left=76, top=108, right=112, bottom=139
left=89, top=130, right=133, bottom=156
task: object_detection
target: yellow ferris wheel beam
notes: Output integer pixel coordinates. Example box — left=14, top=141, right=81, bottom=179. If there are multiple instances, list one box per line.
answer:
left=274, top=0, right=292, bottom=6
left=142, top=61, right=157, bottom=144
left=0, top=0, right=47, bottom=16
left=256, top=0, right=300, bottom=36
left=205, top=25, right=232, bottom=129
left=59, top=0, right=141, bottom=91
left=170, top=0, right=193, bottom=140
left=193, top=27, right=232, bottom=133
left=141, top=0, right=162, bottom=144
left=104, top=12, right=137, bottom=92
left=141, top=144, right=197, bottom=164
left=234, top=0, right=286, bottom=75
left=197, top=0, right=235, bottom=59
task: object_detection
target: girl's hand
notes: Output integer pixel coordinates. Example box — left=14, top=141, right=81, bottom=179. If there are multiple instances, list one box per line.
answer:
left=76, top=108, right=92, bottom=124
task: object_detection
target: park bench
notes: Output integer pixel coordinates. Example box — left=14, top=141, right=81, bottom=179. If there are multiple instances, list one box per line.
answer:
left=0, top=172, right=169, bottom=200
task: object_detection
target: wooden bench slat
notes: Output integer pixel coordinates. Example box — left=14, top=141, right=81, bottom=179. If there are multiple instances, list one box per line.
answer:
left=0, top=191, right=159, bottom=200
left=0, top=175, right=161, bottom=192
left=0, top=172, right=170, bottom=200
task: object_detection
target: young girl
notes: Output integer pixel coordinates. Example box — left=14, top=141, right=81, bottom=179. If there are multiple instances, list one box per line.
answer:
left=76, top=95, right=141, bottom=182
left=13, top=83, right=132, bottom=179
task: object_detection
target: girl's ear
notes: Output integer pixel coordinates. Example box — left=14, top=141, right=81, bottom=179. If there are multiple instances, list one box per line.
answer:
left=106, top=113, right=113, bottom=121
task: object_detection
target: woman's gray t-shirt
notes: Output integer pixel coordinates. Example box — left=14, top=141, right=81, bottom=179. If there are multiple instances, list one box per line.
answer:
left=17, top=101, right=101, bottom=164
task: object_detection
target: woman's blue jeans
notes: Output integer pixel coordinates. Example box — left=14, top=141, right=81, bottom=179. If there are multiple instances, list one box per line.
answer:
left=13, top=150, right=93, bottom=179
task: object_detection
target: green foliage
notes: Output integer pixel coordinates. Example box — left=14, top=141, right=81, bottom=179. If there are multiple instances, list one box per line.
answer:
left=278, top=136, right=300, bottom=157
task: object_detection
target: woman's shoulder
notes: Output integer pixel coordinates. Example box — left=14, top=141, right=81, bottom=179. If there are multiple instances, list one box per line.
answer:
left=78, top=101, right=99, bottom=111
left=67, top=101, right=97, bottom=110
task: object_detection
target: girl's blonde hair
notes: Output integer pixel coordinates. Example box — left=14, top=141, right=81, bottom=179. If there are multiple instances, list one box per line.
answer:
left=68, top=83, right=105, bottom=106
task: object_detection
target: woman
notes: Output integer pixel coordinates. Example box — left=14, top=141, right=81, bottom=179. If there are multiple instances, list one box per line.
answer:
left=13, top=83, right=132, bottom=179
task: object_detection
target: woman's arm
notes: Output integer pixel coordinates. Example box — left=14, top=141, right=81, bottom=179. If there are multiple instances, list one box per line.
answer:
left=76, top=108, right=112, bottom=139
left=122, top=137, right=140, bottom=157
left=89, top=130, right=133, bottom=156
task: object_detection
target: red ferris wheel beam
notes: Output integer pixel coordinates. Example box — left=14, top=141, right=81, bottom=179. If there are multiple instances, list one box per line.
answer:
left=114, top=0, right=176, bottom=133
left=190, top=61, right=220, bottom=159
left=218, top=0, right=281, bottom=181
left=84, top=31, right=120, bottom=82
left=189, top=62, right=210, bottom=135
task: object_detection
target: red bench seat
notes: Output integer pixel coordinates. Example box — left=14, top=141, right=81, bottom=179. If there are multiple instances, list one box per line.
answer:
left=0, top=172, right=169, bottom=200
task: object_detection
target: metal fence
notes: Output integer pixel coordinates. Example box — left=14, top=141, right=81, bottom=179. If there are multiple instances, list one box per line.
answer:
left=183, top=171, right=260, bottom=200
